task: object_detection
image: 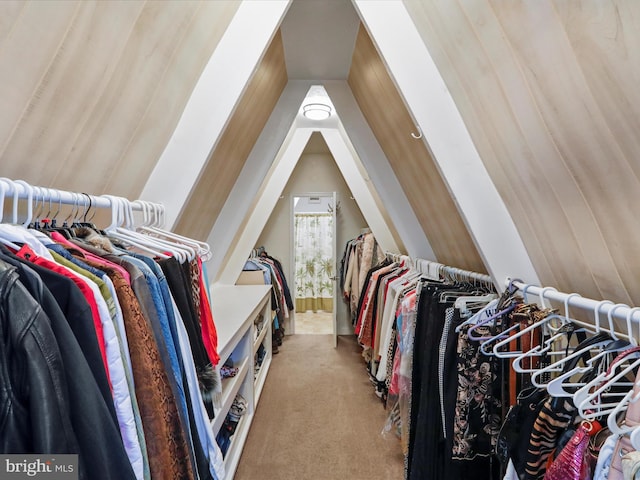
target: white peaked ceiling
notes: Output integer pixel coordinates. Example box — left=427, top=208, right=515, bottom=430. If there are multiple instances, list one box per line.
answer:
left=279, top=0, right=360, bottom=80
left=141, top=0, right=533, bottom=287
left=5, top=1, right=639, bottom=307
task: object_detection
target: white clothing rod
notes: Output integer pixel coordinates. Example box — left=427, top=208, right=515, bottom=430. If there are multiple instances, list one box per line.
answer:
left=0, top=178, right=169, bottom=229
left=506, top=278, right=640, bottom=327
left=0, top=179, right=153, bottom=211
left=385, top=251, right=495, bottom=288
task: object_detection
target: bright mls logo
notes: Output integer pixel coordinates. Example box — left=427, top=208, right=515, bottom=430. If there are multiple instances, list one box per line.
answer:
left=0, top=455, right=77, bottom=480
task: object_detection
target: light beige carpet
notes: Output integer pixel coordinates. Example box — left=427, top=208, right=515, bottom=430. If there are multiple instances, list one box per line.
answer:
left=235, top=334, right=405, bottom=480
left=295, top=311, right=333, bottom=334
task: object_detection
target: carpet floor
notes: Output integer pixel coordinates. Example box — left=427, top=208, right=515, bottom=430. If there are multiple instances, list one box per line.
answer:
left=235, top=334, right=404, bottom=480
left=294, top=311, right=333, bottom=334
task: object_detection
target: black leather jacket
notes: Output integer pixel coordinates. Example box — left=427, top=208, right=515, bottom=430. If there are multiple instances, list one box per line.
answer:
left=0, top=260, right=80, bottom=454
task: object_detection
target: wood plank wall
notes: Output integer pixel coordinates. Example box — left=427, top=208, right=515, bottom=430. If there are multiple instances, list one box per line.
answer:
left=174, top=31, right=288, bottom=241
left=0, top=0, right=238, bottom=199
left=348, top=24, right=487, bottom=274
left=404, top=0, right=640, bottom=305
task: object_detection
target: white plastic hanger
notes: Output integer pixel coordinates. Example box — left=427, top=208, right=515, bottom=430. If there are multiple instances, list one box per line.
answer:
left=546, top=303, right=632, bottom=397
left=574, top=314, right=640, bottom=422
left=455, top=298, right=499, bottom=333
left=510, top=324, right=582, bottom=374
left=528, top=300, right=614, bottom=388
left=0, top=178, right=10, bottom=224
left=149, top=202, right=211, bottom=260
left=0, top=179, right=21, bottom=250
left=0, top=179, right=55, bottom=255
left=103, top=195, right=171, bottom=260
left=121, top=198, right=191, bottom=261
left=135, top=200, right=212, bottom=261
left=14, top=180, right=33, bottom=227
left=456, top=279, right=525, bottom=339
left=0, top=177, right=20, bottom=224
left=506, top=290, right=580, bottom=372
left=602, top=355, right=640, bottom=433
left=140, top=202, right=200, bottom=261
left=124, top=200, right=196, bottom=261
left=574, top=333, right=640, bottom=419
left=629, top=419, right=640, bottom=449
left=491, top=287, right=569, bottom=361
left=476, top=283, right=533, bottom=355
left=454, top=293, right=498, bottom=317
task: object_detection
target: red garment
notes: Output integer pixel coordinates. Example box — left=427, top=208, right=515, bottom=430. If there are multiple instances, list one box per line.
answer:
left=15, top=244, right=111, bottom=386
left=197, top=257, right=219, bottom=366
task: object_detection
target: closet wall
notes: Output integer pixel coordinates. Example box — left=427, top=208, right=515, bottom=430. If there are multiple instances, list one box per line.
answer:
left=174, top=30, right=288, bottom=241
left=3, top=1, right=639, bottom=313
left=256, top=132, right=367, bottom=335
left=402, top=0, right=640, bottom=306
left=0, top=0, right=238, bottom=198
left=348, top=25, right=486, bottom=275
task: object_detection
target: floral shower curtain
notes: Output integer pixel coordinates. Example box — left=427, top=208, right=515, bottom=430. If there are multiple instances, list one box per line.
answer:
left=294, top=213, right=334, bottom=312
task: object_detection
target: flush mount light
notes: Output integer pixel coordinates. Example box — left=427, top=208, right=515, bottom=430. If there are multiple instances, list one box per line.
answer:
left=302, top=103, right=332, bottom=120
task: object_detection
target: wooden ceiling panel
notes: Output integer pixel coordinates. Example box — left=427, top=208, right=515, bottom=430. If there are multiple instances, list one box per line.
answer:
left=0, top=0, right=239, bottom=199
left=404, top=0, right=640, bottom=305
left=174, top=30, right=288, bottom=241
left=348, top=24, right=487, bottom=273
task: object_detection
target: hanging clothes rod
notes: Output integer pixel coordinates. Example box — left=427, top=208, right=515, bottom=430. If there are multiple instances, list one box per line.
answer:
left=385, top=251, right=495, bottom=289
left=0, top=178, right=155, bottom=211
left=506, top=278, right=640, bottom=328
left=0, top=178, right=167, bottom=229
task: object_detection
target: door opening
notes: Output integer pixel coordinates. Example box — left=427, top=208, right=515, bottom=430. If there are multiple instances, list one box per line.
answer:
left=291, top=192, right=337, bottom=345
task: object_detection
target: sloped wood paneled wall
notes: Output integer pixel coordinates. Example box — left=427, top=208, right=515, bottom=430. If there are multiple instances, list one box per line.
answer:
left=174, top=31, right=288, bottom=241
left=348, top=25, right=487, bottom=274
left=404, top=0, right=640, bottom=305
left=0, top=0, right=238, bottom=199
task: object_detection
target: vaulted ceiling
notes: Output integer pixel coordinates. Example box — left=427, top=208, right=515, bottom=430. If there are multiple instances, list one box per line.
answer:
left=1, top=0, right=639, bottom=306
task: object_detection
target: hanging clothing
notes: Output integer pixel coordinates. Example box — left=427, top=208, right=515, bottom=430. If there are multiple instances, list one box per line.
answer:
left=343, top=243, right=505, bottom=480
left=242, top=250, right=293, bottom=345
left=0, top=220, right=225, bottom=480
left=340, top=232, right=384, bottom=324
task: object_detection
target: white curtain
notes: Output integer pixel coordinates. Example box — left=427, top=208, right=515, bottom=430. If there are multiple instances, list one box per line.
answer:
left=294, top=213, right=334, bottom=312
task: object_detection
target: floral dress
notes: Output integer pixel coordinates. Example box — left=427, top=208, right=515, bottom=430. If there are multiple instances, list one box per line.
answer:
left=453, top=324, right=502, bottom=460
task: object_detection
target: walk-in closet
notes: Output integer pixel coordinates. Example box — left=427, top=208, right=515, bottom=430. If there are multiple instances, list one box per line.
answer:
left=2, top=1, right=640, bottom=479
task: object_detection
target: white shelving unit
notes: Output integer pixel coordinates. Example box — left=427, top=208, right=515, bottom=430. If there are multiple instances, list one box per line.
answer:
left=210, top=284, right=273, bottom=480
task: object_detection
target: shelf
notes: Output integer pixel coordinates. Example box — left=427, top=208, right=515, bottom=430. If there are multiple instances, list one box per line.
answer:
left=212, top=357, right=250, bottom=434
left=253, top=320, right=269, bottom=356
left=222, top=412, right=254, bottom=480
left=254, top=355, right=272, bottom=404
left=211, top=284, right=271, bottom=363
left=208, top=283, right=272, bottom=480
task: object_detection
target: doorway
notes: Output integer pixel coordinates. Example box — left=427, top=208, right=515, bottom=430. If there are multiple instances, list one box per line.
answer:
left=291, top=193, right=337, bottom=344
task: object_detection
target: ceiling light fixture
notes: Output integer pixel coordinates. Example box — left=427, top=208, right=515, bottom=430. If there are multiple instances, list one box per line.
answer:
left=302, top=102, right=332, bottom=120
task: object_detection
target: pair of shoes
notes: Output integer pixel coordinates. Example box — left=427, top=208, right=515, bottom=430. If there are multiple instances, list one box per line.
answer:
left=228, top=394, right=248, bottom=422
left=220, top=365, right=238, bottom=378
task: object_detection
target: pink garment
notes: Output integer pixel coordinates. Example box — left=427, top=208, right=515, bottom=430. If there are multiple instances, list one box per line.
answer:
left=50, top=231, right=131, bottom=284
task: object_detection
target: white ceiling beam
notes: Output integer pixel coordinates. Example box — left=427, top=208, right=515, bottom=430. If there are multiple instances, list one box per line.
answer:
left=139, top=0, right=291, bottom=229
left=216, top=127, right=314, bottom=285
left=354, top=0, right=540, bottom=288
left=320, top=127, right=399, bottom=254
left=213, top=81, right=405, bottom=286
left=207, top=80, right=313, bottom=282
left=324, top=80, right=435, bottom=260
